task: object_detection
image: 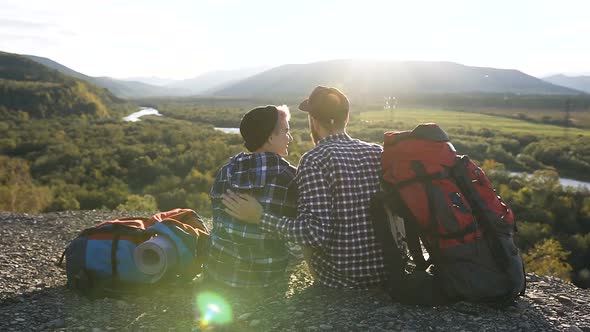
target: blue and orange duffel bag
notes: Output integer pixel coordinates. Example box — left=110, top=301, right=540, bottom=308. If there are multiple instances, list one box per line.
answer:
left=58, top=208, right=209, bottom=297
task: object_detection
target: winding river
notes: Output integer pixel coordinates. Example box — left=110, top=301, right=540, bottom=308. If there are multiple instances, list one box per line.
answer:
left=123, top=107, right=162, bottom=122
left=509, top=172, right=590, bottom=191
left=214, top=127, right=240, bottom=134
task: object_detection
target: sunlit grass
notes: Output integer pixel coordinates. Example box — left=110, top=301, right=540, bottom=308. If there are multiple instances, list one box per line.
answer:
left=466, top=107, right=590, bottom=129
left=358, top=108, right=590, bottom=137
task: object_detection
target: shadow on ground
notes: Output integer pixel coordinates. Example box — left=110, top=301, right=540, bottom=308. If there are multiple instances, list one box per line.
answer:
left=0, top=263, right=557, bottom=332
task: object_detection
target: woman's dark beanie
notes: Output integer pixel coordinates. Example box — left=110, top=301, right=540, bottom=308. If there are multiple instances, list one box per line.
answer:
left=240, top=105, right=279, bottom=152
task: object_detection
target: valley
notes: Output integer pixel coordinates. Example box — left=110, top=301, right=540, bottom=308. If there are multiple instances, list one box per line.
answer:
left=1, top=51, right=590, bottom=288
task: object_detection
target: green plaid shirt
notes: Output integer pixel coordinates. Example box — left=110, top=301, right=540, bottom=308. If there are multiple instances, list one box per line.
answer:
left=260, top=133, right=386, bottom=288
left=205, top=152, right=297, bottom=287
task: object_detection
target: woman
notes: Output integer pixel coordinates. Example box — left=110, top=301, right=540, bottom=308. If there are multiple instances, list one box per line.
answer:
left=205, top=105, right=298, bottom=288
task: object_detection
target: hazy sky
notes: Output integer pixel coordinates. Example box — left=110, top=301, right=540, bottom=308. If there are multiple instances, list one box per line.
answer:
left=1, top=0, right=589, bottom=79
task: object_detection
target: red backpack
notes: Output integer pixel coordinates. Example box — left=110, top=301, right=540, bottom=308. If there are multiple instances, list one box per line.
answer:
left=374, top=123, right=525, bottom=303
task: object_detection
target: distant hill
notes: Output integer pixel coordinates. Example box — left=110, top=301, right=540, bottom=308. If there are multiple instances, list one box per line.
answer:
left=543, top=74, right=590, bottom=94
left=122, top=76, right=177, bottom=86
left=213, top=60, right=582, bottom=99
left=0, top=51, right=116, bottom=118
left=23, top=55, right=189, bottom=98
left=165, top=66, right=269, bottom=95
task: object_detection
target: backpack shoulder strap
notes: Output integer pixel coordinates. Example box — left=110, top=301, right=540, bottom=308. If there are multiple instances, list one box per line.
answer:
left=370, top=192, right=407, bottom=282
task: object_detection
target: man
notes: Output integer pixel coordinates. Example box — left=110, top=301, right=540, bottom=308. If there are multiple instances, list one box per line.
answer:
left=206, top=105, right=298, bottom=288
left=223, top=86, right=386, bottom=288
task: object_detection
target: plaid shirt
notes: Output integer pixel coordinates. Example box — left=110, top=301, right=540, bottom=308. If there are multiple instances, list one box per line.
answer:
left=260, top=133, right=386, bottom=288
left=206, top=152, right=297, bottom=287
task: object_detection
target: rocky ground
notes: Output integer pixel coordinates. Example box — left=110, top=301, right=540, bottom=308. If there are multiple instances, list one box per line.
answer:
left=1, top=210, right=589, bottom=332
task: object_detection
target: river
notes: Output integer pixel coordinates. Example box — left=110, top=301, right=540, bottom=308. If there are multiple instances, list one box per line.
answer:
left=123, top=110, right=240, bottom=134
left=214, top=127, right=240, bottom=134
left=509, top=172, right=590, bottom=191
left=123, top=107, right=162, bottom=122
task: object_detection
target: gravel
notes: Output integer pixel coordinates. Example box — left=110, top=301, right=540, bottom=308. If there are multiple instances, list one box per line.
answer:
left=1, top=210, right=589, bottom=331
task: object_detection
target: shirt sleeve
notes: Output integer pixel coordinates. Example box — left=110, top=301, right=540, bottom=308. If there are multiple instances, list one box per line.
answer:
left=260, top=156, right=333, bottom=249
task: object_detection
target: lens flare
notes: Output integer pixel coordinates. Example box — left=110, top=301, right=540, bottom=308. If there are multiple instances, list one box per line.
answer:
left=195, top=292, right=233, bottom=327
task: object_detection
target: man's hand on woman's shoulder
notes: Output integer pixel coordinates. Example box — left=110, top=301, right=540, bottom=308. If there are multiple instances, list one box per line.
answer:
left=222, top=190, right=263, bottom=224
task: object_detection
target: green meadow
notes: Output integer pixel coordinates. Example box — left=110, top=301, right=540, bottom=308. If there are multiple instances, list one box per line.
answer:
left=358, top=108, right=590, bottom=137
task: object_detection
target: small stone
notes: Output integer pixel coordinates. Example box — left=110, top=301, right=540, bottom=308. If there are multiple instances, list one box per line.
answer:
left=557, top=295, right=574, bottom=306
left=375, top=305, right=398, bottom=315
left=567, top=327, right=583, bottom=332
left=518, top=322, right=531, bottom=330
left=45, top=318, right=66, bottom=328
left=238, top=313, right=252, bottom=321
left=249, top=319, right=261, bottom=327
left=508, top=311, right=520, bottom=318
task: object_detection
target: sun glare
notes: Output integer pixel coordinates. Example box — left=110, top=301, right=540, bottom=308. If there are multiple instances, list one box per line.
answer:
left=195, top=292, right=233, bottom=327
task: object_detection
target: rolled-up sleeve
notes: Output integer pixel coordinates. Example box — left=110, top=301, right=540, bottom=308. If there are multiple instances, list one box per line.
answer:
left=260, top=157, right=333, bottom=249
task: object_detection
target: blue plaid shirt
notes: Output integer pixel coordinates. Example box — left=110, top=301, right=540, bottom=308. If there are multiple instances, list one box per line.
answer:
left=260, top=133, right=386, bottom=288
left=206, top=152, right=297, bottom=287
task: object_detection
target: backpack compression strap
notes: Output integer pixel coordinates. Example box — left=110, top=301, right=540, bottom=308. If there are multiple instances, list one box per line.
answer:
left=110, top=224, right=121, bottom=288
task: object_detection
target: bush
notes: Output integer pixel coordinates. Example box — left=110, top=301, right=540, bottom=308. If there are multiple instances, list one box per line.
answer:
left=515, top=222, right=552, bottom=251
left=117, top=194, right=158, bottom=213
left=0, top=156, right=52, bottom=213
left=522, top=238, right=573, bottom=281
left=48, top=193, right=80, bottom=211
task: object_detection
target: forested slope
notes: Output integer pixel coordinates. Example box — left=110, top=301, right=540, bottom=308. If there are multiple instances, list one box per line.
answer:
left=0, top=51, right=118, bottom=119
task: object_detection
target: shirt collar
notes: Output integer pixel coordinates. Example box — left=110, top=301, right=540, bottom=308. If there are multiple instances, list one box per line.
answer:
left=316, top=132, right=351, bottom=146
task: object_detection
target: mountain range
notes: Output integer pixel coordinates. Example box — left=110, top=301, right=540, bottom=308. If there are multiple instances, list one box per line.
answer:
left=164, top=66, right=270, bottom=95
left=23, top=55, right=270, bottom=98
left=213, top=60, right=581, bottom=98
left=122, top=76, right=177, bottom=86
left=23, top=55, right=191, bottom=98
left=4, top=52, right=588, bottom=100
left=543, top=74, right=590, bottom=94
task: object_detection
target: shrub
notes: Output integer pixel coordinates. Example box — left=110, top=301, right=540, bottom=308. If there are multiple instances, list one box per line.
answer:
left=522, top=238, right=573, bottom=281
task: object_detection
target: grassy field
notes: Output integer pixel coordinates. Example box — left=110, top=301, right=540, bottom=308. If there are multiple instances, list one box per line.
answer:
left=466, top=106, right=590, bottom=129
left=358, top=107, right=590, bottom=137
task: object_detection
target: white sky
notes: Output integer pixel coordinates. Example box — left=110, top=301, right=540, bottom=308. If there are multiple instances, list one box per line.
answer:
left=1, top=0, right=589, bottom=79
